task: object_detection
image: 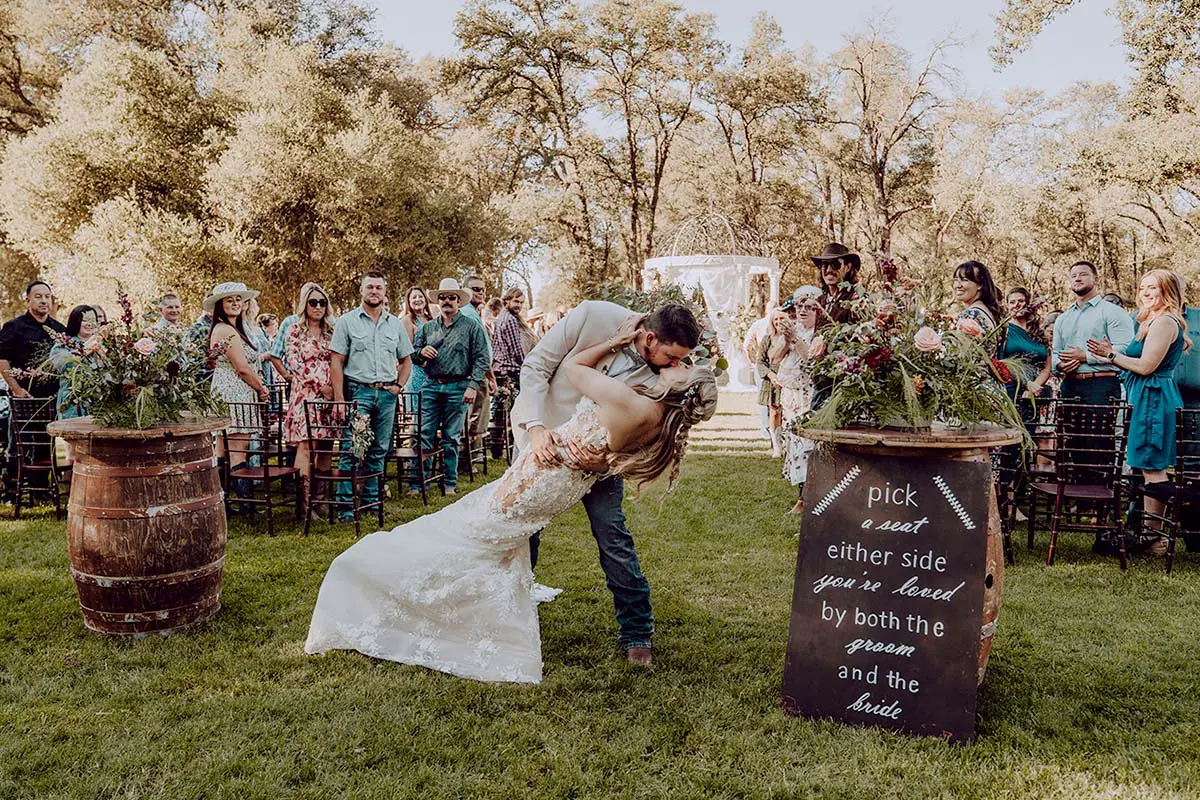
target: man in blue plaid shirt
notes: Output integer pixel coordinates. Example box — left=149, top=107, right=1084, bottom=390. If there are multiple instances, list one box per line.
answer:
left=411, top=278, right=491, bottom=494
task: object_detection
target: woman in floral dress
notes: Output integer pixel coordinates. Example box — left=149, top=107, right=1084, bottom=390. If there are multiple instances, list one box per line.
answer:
left=283, top=283, right=335, bottom=496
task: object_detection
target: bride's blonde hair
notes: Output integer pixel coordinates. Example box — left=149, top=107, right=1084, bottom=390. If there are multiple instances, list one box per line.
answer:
left=607, top=366, right=719, bottom=492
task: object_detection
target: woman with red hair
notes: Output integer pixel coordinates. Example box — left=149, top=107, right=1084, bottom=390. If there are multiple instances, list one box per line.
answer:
left=1089, top=269, right=1190, bottom=555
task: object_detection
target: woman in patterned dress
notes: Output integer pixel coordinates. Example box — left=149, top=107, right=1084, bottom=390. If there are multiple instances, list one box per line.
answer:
left=283, top=283, right=335, bottom=497
left=205, top=282, right=269, bottom=478
left=952, top=260, right=1004, bottom=347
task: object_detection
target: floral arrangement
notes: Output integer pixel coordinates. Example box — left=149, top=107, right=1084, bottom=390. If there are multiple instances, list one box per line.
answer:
left=349, top=412, right=375, bottom=460
left=798, top=258, right=1026, bottom=433
left=43, top=287, right=224, bottom=429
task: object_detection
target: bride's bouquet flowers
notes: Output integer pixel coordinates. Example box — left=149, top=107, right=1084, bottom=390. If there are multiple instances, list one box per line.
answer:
left=799, top=262, right=1024, bottom=433
left=45, top=286, right=224, bottom=429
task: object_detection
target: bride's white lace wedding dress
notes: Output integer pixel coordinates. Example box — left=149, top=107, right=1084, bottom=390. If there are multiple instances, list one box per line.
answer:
left=305, top=398, right=609, bottom=683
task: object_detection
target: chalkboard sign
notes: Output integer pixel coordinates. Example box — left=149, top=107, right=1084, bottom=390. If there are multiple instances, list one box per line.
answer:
left=781, top=447, right=992, bottom=743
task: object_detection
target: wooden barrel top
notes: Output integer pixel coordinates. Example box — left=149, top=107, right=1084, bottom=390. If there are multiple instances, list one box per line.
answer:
left=48, top=415, right=231, bottom=441
left=799, top=424, right=1023, bottom=449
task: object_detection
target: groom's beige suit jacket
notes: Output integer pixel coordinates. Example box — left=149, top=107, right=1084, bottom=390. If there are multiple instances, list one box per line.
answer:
left=510, top=300, right=656, bottom=454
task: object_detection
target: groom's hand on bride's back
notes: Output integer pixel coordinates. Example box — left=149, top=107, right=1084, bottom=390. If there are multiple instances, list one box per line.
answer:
left=529, top=426, right=563, bottom=469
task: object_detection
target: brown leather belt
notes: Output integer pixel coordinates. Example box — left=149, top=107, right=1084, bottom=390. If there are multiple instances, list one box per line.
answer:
left=1063, top=371, right=1118, bottom=381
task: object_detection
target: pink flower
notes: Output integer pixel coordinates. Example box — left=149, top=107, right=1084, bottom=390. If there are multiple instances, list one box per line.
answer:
left=956, top=317, right=984, bottom=337
left=913, top=326, right=943, bottom=352
left=133, top=337, right=157, bottom=356
left=809, top=335, right=826, bottom=358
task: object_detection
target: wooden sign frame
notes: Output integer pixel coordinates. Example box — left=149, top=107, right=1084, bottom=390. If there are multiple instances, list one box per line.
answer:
left=781, top=447, right=992, bottom=743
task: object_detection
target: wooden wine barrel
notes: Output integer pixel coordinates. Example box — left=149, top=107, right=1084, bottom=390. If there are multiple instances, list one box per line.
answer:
left=47, top=416, right=230, bottom=636
left=801, top=425, right=1022, bottom=685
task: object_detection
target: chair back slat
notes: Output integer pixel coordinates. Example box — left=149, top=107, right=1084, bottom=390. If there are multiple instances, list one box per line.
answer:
left=303, top=399, right=355, bottom=463
left=1052, top=401, right=1129, bottom=487
left=1175, top=407, right=1200, bottom=482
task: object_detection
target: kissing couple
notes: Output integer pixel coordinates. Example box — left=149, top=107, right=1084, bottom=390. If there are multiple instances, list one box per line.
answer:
left=305, top=300, right=718, bottom=683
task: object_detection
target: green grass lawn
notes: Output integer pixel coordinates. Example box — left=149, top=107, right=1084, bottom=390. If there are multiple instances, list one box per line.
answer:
left=2, top=455, right=1199, bottom=799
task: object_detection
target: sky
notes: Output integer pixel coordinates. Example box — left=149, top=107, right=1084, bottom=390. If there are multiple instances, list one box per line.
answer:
left=369, top=0, right=1132, bottom=98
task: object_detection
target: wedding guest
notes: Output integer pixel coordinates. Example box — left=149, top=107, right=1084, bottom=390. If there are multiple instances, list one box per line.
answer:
left=780, top=288, right=820, bottom=513
left=411, top=278, right=490, bottom=495
left=1053, top=261, right=1134, bottom=406
left=0, top=280, right=66, bottom=399
left=153, top=293, right=183, bottom=329
left=525, top=306, right=546, bottom=338
left=1103, top=292, right=1128, bottom=310
left=330, top=272, right=413, bottom=519
left=258, top=313, right=279, bottom=340
left=206, top=282, right=269, bottom=502
left=265, top=282, right=323, bottom=386
left=812, top=243, right=861, bottom=326
left=492, top=288, right=537, bottom=457
left=953, top=260, right=1004, bottom=341
left=50, top=305, right=98, bottom=420
left=483, top=297, right=503, bottom=335
left=92, top=306, right=107, bottom=326
left=401, top=285, right=433, bottom=394
left=1001, top=287, right=1051, bottom=412
left=1088, top=270, right=1189, bottom=556
left=283, top=283, right=335, bottom=500
left=244, top=298, right=276, bottom=388
left=757, top=308, right=797, bottom=458
left=460, top=274, right=496, bottom=451
left=743, top=300, right=777, bottom=442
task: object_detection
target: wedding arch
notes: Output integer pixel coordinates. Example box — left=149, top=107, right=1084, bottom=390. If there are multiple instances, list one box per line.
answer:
left=642, top=211, right=780, bottom=391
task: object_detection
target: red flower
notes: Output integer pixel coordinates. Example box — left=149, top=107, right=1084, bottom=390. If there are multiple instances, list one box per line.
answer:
left=865, top=346, right=894, bottom=371
left=991, top=358, right=1013, bottom=383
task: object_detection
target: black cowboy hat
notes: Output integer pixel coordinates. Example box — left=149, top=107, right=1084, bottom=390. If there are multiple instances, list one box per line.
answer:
left=811, top=242, right=861, bottom=271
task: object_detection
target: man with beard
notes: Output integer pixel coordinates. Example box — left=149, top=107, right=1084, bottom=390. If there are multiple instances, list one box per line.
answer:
left=0, top=280, right=66, bottom=399
left=411, top=278, right=490, bottom=496
left=510, top=302, right=700, bottom=667
left=812, top=243, right=862, bottom=326
left=330, top=272, right=414, bottom=520
left=1052, top=261, right=1134, bottom=554
left=1053, top=261, right=1133, bottom=406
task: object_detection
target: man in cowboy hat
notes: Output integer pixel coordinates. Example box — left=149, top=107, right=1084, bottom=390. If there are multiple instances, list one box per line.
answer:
left=411, top=278, right=491, bottom=494
left=811, top=242, right=862, bottom=326
left=330, top=271, right=414, bottom=520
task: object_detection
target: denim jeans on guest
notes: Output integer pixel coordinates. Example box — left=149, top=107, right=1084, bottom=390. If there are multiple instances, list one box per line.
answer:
left=420, top=379, right=470, bottom=491
left=530, top=474, right=654, bottom=650
left=336, top=382, right=397, bottom=507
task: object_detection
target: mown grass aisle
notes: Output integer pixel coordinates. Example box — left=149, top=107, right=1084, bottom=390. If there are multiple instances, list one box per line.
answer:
left=2, top=455, right=1199, bottom=799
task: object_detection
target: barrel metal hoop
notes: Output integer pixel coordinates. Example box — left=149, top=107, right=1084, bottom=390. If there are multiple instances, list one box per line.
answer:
left=69, top=494, right=224, bottom=519
left=72, top=457, right=218, bottom=479
left=70, top=556, right=225, bottom=588
left=80, top=595, right=220, bottom=623
left=980, top=619, right=999, bottom=639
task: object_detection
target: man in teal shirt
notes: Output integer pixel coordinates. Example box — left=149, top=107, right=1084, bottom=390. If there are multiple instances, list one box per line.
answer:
left=411, top=278, right=490, bottom=494
left=1052, top=260, right=1134, bottom=405
left=329, top=272, right=413, bottom=519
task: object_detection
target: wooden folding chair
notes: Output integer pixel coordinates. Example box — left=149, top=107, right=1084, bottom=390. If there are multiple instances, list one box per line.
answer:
left=9, top=397, right=71, bottom=519
left=1027, top=401, right=1130, bottom=569
left=303, top=399, right=384, bottom=537
left=221, top=401, right=301, bottom=535
left=391, top=391, right=443, bottom=505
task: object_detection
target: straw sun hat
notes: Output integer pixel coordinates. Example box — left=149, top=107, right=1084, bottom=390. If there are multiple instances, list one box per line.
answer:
left=202, top=281, right=259, bottom=313
left=425, top=278, right=472, bottom=305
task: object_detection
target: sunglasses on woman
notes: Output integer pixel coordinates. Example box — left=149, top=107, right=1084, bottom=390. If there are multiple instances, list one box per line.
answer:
left=308, top=298, right=328, bottom=308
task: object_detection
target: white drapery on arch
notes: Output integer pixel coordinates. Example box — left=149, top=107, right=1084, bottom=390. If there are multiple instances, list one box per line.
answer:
left=642, top=254, right=781, bottom=392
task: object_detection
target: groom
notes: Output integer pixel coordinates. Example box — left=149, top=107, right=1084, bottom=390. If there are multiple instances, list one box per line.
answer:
left=511, top=301, right=701, bottom=667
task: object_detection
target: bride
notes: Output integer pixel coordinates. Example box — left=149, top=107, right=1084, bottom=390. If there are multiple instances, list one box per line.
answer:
left=305, top=318, right=719, bottom=683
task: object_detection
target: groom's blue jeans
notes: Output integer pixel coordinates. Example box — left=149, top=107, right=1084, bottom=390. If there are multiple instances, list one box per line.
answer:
left=530, top=474, right=653, bottom=649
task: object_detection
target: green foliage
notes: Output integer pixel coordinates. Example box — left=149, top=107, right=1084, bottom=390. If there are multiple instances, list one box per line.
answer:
left=2, top=458, right=1200, bottom=797
left=800, top=271, right=1027, bottom=434
left=47, top=287, right=222, bottom=429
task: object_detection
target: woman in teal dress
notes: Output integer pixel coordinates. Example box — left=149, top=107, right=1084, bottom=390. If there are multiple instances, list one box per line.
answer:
left=1088, top=269, right=1189, bottom=555
left=1000, top=288, right=1051, bottom=419
left=49, top=305, right=98, bottom=420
